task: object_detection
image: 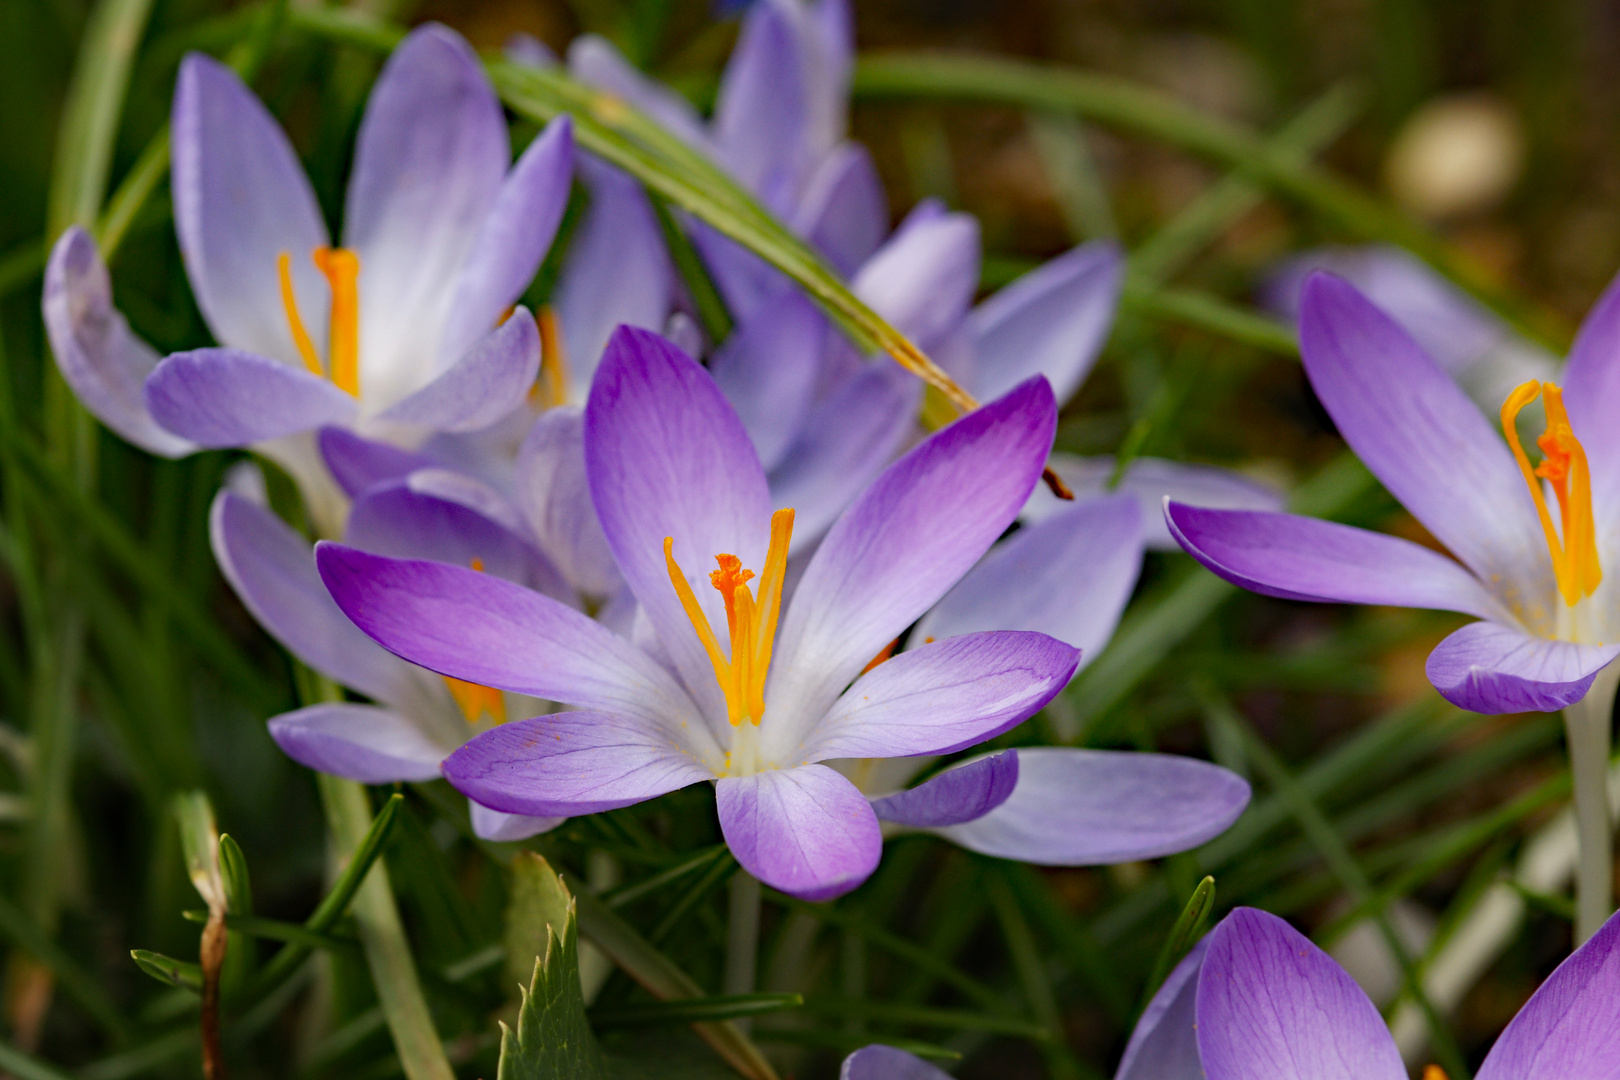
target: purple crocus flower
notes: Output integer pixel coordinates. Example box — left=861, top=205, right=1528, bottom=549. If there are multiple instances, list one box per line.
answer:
left=140, top=25, right=573, bottom=529
left=1168, top=270, right=1620, bottom=714
left=314, top=326, right=1080, bottom=900
left=211, top=474, right=572, bottom=842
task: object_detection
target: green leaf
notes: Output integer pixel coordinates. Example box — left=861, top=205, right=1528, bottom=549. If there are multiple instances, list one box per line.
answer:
left=591, top=993, right=802, bottom=1029
left=506, top=850, right=576, bottom=994
left=497, top=858, right=609, bottom=1080
left=1138, top=876, right=1214, bottom=1013
left=130, top=950, right=202, bottom=994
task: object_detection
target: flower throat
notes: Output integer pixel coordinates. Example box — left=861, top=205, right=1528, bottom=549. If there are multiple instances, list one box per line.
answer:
left=1501, top=380, right=1602, bottom=606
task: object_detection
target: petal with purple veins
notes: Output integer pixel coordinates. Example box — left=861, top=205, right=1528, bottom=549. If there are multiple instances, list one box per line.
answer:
left=1425, top=621, right=1620, bottom=714
left=267, top=703, right=452, bottom=784
left=708, top=291, right=825, bottom=472
left=469, top=802, right=566, bottom=842
left=852, top=204, right=980, bottom=348
left=146, top=348, right=357, bottom=448
left=373, top=306, right=539, bottom=432
left=515, top=407, right=622, bottom=599
left=871, top=750, right=1018, bottom=828
left=318, top=426, right=439, bottom=499
left=717, top=763, right=881, bottom=901
left=1115, top=941, right=1207, bottom=1080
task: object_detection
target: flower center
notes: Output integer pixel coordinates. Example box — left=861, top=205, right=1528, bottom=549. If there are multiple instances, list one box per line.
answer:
left=664, top=508, right=795, bottom=726
left=441, top=558, right=506, bottom=724
left=278, top=248, right=361, bottom=397
left=1501, top=380, right=1602, bottom=606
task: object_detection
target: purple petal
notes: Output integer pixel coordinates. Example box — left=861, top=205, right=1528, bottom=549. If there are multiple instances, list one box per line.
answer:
left=765, top=364, right=920, bottom=546
left=469, top=802, right=566, bottom=842
left=42, top=228, right=195, bottom=457
left=146, top=348, right=356, bottom=448
left=1299, top=273, right=1551, bottom=611
left=316, top=544, right=712, bottom=745
left=690, top=224, right=786, bottom=324
left=318, top=426, right=439, bottom=498
left=712, top=0, right=813, bottom=198
left=566, top=35, right=709, bottom=149
left=708, top=291, right=826, bottom=471
left=1476, top=907, right=1620, bottom=1080
left=915, top=494, right=1143, bottom=666
left=841, top=1046, right=953, bottom=1080
left=717, top=764, right=881, bottom=901
left=267, top=703, right=452, bottom=783
left=210, top=492, right=440, bottom=713
left=1166, top=502, right=1510, bottom=623
left=171, top=52, right=329, bottom=365
left=1026, top=454, right=1285, bottom=551
left=1196, top=908, right=1405, bottom=1080
left=852, top=204, right=980, bottom=347
left=767, top=378, right=1057, bottom=746
left=437, top=117, right=574, bottom=364
left=373, top=307, right=539, bottom=432
left=970, top=239, right=1123, bottom=404
left=1115, top=941, right=1207, bottom=1080
left=514, top=407, right=622, bottom=599
left=792, top=143, right=887, bottom=276
left=584, top=327, right=773, bottom=725
left=503, top=33, right=557, bottom=68
left=444, top=711, right=713, bottom=816
left=791, top=632, right=1078, bottom=762
left=935, top=749, right=1250, bottom=865
left=343, top=24, right=507, bottom=409
left=344, top=477, right=572, bottom=601
left=1425, top=621, right=1620, bottom=714
left=1559, top=270, right=1620, bottom=544
left=871, top=750, right=1018, bottom=828
left=552, top=158, right=674, bottom=400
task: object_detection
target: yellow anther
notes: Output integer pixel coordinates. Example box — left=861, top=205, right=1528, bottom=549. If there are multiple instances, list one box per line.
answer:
left=1422, top=1067, right=1449, bottom=1080
left=313, top=247, right=360, bottom=397
left=443, top=676, right=507, bottom=725
left=664, top=508, right=795, bottom=726
left=1502, top=380, right=1602, bottom=606
left=277, top=252, right=323, bottom=377
left=531, top=307, right=571, bottom=409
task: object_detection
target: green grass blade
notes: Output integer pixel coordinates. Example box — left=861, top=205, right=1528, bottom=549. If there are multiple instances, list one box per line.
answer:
left=591, top=992, right=803, bottom=1029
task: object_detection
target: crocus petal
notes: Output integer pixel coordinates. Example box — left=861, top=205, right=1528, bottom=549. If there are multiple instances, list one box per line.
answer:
left=970, top=239, right=1123, bottom=404
left=267, top=703, right=451, bottom=784
left=871, top=750, right=1018, bottom=827
left=793, top=632, right=1078, bottom=762
left=552, top=159, right=674, bottom=401
left=690, top=225, right=786, bottom=325
left=766, top=364, right=920, bottom=546
left=444, top=711, right=713, bottom=817
left=211, top=492, right=445, bottom=716
left=1559, top=270, right=1620, bottom=543
left=792, top=143, right=887, bottom=276
left=935, top=749, right=1251, bottom=865
left=1425, top=621, right=1620, bottom=714
left=317, top=426, right=439, bottom=498
left=514, top=407, right=622, bottom=598
left=712, top=0, right=812, bottom=199
left=915, top=494, right=1143, bottom=666
left=373, top=307, right=539, bottom=433
left=566, top=35, right=709, bottom=149
left=344, top=24, right=508, bottom=409
left=344, top=477, right=572, bottom=601
left=146, top=348, right=357, bottom=448
left=469, top=802, right=566, bottom=842
left=708, top=291, right=825, bottom=472
left=1166, top=502, right=1512, bottom=623
left=316, top=544, right=715, bottom=751
left=1197, top=907, right=1406, bottom=1080
left=171, top=52, right=329, bottom=365
left=716, top=764, right=881, bottom=901
left=42, top=228, right=195, bottom=457
left=584, top=327, right=774, bottom=727
left=1025, top=454, right=1285, bottom=551
left=1475, top=907, right=1620, bottom=1080
left=852, top=204, right=980, bottom=347
left=1299, top=273, right=1551, bottom=610
left=1115, top=941, right=1207, bottom=1080
left=841, top=1046, right=953, bottom=1080
left=437, top=117, right=574, bottom=364
left=767, top=378, right=1056, bottom=748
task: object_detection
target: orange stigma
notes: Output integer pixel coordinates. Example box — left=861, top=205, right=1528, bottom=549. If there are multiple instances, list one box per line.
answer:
left=278, top=247, right=361, bottom=396
left=664, top=508, right=794, bottom=725
left=1502, top=380, right=1602, bottom=606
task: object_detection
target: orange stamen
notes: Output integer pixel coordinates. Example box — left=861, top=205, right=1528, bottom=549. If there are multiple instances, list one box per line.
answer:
left=1422, top=1068, right=1449, bottom=1080
left=312, top=247, right=360, bottom=397
left=277, top=252, right=323, bottom=377
left=1502, top=380, right=1602, bottom=606
left=531, top=306, right=570, bottom=409
left=443, top=676, right=507, bottom=725
left=861, top=638, right=899, bottom=675
left=664, top=508, right=796, bottom=726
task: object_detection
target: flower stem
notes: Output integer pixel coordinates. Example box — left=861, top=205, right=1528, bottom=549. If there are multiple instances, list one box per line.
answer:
left=724, top=871, right=761, bottom=1034
left=1564, top=661, right=1619, bottom=943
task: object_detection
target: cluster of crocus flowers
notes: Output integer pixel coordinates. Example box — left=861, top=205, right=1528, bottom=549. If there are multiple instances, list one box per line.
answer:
left=1169, top=270, right=1620, bottom=714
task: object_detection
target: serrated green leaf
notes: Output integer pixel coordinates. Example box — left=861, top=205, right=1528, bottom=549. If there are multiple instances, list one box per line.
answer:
left=506, top=851, right=575, bottom=994
left=497, top=860, right=609, bottom=1080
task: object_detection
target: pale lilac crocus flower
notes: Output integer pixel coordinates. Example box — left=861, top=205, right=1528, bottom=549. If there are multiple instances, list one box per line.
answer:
left=138, top=26, right=573, bottom=531
left=847, top=904, right=1620, bottom=1079
left=315, top=326, right=1080, bottom=900
left=212, top=472, right=573, bottom=842
left=1169, top=270, right=1620, bottom=714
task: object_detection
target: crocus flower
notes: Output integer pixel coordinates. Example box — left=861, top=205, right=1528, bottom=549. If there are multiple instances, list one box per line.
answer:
left=142, top=26, right=574, bottom=530
left=1168, top=270, right=1620, bottom=714
left=315, top=326, right=1080, bottom=899
left=211, top=476, right=570, bottom=841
